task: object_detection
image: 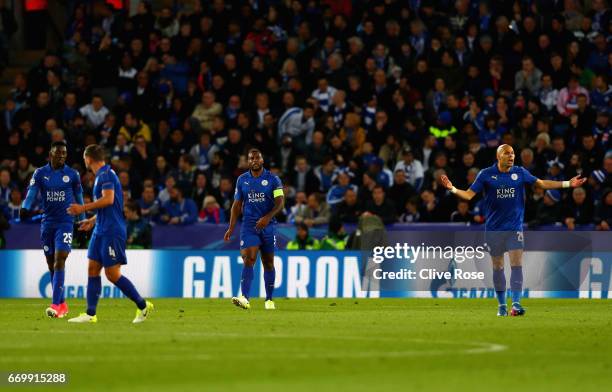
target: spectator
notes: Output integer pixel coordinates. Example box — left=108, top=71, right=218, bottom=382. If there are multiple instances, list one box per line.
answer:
left=189, top=132, right=217, bottom=172
left=294, top=193, right=330, bottom=227
left=159, top=186, right=198, bottom=225
left=388, top=170, right=415, bottom=215
left=277, top=103, right=315, bottom=147
left=311, top=77, right=337, bottom=112
left=191, top=91, right=222, bottom=131
left=326, top=169, right=357, bottom=206
left=79, top=95, right=109, bottom=128
left=124, top=200, right=152, bottom=249
left=399, top=197, right=421, bottom=223
left=119, top=112, right=152, bottom=143
left=137, top=186, right=160, bottom=224
left=557, top=76, right=590, bottom=117
left=198, top=195, right=224, bottom=224
left=514, top=56, right=542, bottom=95
left=0, top=167, right=13, bottom=207
left=394, top=148, right=425, bottom=191
left=319, top=217, right=349, bottom=250
left=450, top=200, right=474, bottom=223
left=564, top=187, right=593, bottom=230
left=595, top=188, right=612, bottom=230
left=364, top=186, right=396, bottom=224
left=529, top=190, right=563, bottom=227
left=286, top=222, right=320, bottom=250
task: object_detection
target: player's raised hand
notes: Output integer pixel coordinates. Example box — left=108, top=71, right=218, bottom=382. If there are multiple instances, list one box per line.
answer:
left=569, top=175, right=587, bottom=188
left=255, top=215, right=271, bottom=231
left=440, top=175, right=453, bottom=190
left=223, top=227, right=233, bottom=242
left=67, top=203, right=85, bottom=216
left=78, top=219, right=94, bottom=232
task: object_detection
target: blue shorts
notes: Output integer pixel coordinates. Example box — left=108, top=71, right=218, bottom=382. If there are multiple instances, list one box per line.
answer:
left=40, top=223, right=74, bottom=256
left=87, top=232, right=127, bottom=267
left=240, top=224, right=276, bottom=254
left=485, top=231, right=524, bottom=257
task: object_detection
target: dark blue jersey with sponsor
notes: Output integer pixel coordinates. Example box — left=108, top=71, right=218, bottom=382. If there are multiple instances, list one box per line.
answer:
left=234, top=169, right=283, bottom=225
left=24, top=164, right=83, bottom=226
left=469, top=164, right=537, bottom=231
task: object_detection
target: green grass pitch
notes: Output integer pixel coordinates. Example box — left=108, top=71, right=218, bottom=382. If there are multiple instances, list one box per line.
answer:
left=1, top=298, right=611, bottom=392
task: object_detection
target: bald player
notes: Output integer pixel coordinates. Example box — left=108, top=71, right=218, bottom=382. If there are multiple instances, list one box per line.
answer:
left=441, top=144, right=586, bottom=316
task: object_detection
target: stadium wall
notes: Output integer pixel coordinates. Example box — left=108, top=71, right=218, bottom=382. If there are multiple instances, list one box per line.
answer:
left=0, top=250, right=609, bottom=299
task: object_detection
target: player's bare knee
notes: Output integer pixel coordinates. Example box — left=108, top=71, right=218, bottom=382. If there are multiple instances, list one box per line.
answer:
left=54, top=252, right=68, bottom=271
left=241, top=255, right=256, bottom=267
left=104, top=268, right=121, bottom=283
left=88, top=261, right=102, bottom=277
left=491, top=257, right=504, bottom=270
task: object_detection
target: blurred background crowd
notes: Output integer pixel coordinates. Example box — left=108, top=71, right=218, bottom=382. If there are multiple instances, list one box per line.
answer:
left=0, top=0, right=611, bottom=248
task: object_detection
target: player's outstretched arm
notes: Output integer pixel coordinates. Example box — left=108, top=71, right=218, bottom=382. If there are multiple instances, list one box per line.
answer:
left=224, top=200, right=243, bottom=241
left=440, top=175, right=476, bottom=201
left=535, top=175, right=587, bottom=190
left=67, top=189, right=114, bottom=216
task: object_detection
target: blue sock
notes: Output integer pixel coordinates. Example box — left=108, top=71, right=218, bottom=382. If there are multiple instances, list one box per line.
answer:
left=264, top=269, right=276, bottom=301
left=86, top=276, right=101, bottom=316
left=114, top=276, right=146, bottom=310
left=241, top=266, right=254, bottom=300
left=511, top=266, right=523, bottom=304
left=493, top=268, right=506, bottom=306
left=51, top=270, right=64, bottom=305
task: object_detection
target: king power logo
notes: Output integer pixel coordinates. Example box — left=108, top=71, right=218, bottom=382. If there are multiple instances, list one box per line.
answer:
left=496, top=187, right=516, bottom=199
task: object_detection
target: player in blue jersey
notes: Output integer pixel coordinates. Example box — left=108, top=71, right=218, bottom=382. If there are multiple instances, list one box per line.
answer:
left=20, top=141, right=85, bottom=318
left=441, top=144, right=586, bottom=316
left=65, top=144, right=153, bottom=323
left=224, top=149, right=285, bottom=310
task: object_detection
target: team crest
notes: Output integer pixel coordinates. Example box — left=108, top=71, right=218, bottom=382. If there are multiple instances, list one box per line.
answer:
left=62, top=175, right=70, bottom=183
left=511, top=174, right=518, bottom=181
left=261, top=179, right=269, bottom=186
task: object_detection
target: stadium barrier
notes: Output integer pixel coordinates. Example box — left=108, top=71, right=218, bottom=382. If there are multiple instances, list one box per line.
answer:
left=0, top=249, right=609, bottom=299
left=4, top=222, right=598, bottom=249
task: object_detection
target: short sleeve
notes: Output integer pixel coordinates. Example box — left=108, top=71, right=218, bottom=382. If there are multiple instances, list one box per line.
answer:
left=234, top=177, right=243, bottom=201
left=469, top=170, right=485, bottom=193
left=521, top=167, right=538, bottom=185
left=99, top=171, right=114, bottom=190
left=272, top=176, right=284, bottom=198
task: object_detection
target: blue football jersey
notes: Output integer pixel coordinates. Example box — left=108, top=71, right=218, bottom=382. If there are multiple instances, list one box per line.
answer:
left=469, top=164, right=537, bottom=231
left=26, top=164, right=83, bottom=226
left=234, top=169, right=283, bottom=225
left=93, top=164, right=126, bottom=237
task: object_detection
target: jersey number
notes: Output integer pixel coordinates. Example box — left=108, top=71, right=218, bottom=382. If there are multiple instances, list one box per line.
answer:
left=63, top=233, right=73, bottom=244
left=108, top=246, right=116, bottom=258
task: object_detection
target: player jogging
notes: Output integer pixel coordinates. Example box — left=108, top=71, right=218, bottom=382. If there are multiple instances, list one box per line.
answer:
left=20, top=141, right=85, bottom=318
left=66, top=144, right=153, bottom=323
left=441, top=144, right=586, bottom=316
left=224, top=149, right=285, bottom=310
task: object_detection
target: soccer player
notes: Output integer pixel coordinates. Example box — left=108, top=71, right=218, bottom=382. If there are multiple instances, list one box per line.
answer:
left=441, top=144, right=586, bottom=316
left=20, top=141, right=85, bottom=318
left=224, top=149, right=285, bottom=310
left=66, top=144, right=153, bottom=323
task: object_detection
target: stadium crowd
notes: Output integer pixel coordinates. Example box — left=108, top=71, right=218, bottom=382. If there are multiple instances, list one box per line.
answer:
left=0, top=0, right=611, bottom=246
